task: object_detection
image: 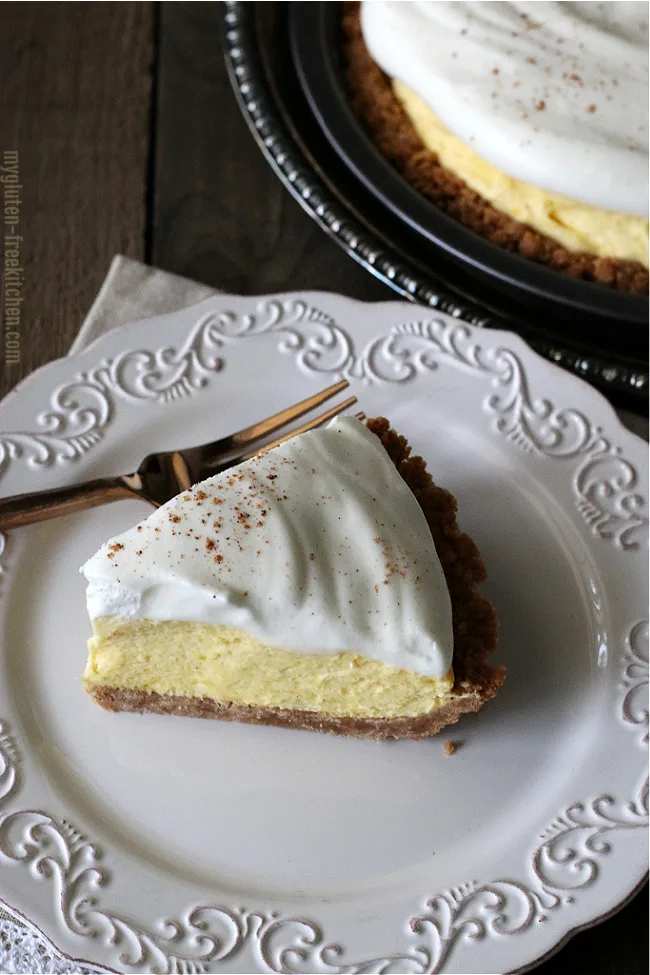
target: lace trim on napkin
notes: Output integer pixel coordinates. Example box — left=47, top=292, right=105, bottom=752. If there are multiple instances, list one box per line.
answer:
left=0, top=908, right=113, bottom=974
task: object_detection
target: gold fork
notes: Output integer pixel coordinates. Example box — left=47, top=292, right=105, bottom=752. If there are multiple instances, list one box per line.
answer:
left=0, top=380, right=357, bottom=530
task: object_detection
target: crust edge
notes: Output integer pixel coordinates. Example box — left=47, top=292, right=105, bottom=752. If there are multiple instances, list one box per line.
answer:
left=86, top=683, right=500, bottom=741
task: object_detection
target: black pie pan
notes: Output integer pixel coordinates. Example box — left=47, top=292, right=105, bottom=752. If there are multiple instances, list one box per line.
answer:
left=222, top=1, right=649, bottom=409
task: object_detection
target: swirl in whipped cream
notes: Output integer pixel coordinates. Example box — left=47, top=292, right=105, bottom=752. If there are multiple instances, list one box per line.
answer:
left=361, top=1, right=648, bottom=215
left=81, top=417, right=453, bottom=679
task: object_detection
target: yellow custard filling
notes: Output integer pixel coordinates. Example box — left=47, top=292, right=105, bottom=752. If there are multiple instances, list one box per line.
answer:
left=394, top=79, right=649, bottom=267
left=84, top=617, right=455, bottom=719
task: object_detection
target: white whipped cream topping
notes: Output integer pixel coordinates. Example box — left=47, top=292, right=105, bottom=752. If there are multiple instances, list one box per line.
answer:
left=82, top=417, right=453, bottom=678
left=361, top=1, right=648, bottom=215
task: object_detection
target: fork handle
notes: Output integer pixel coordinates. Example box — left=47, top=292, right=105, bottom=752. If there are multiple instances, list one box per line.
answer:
left=0, top=478, right=137, bottom=531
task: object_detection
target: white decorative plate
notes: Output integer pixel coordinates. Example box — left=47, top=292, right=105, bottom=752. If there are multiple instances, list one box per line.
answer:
left=0, top=293, right=647, bottom=975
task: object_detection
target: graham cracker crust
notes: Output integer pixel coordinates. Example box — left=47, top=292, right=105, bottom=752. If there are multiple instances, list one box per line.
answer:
left=87, top=417, right=504, bottom=740
left=88, top=684, right=494, bottom=741
left=341, top=2, right=648, bottom=295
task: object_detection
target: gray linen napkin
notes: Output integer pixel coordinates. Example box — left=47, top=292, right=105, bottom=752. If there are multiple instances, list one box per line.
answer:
left=69, top=254, right=220, bottom=355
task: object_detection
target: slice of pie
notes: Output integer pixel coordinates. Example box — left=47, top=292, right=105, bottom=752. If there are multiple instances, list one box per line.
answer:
left=81, top=416, right=504, bottom=739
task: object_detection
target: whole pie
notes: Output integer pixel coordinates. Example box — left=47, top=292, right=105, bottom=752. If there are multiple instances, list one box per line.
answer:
left=343, top=1, right=649, bottom=293
left=81, top=416, right=504, bottom=740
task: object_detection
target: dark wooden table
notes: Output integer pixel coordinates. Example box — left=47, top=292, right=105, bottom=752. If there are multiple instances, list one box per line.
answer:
left=1, top=4, right=647, bottom=973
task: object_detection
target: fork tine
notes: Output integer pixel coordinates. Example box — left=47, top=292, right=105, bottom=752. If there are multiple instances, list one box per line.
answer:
left=205, top=380, right=351, bottom=462
left=236, top=394, right=358, bottom=464
left=0, top=384, right=360, bottom=529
